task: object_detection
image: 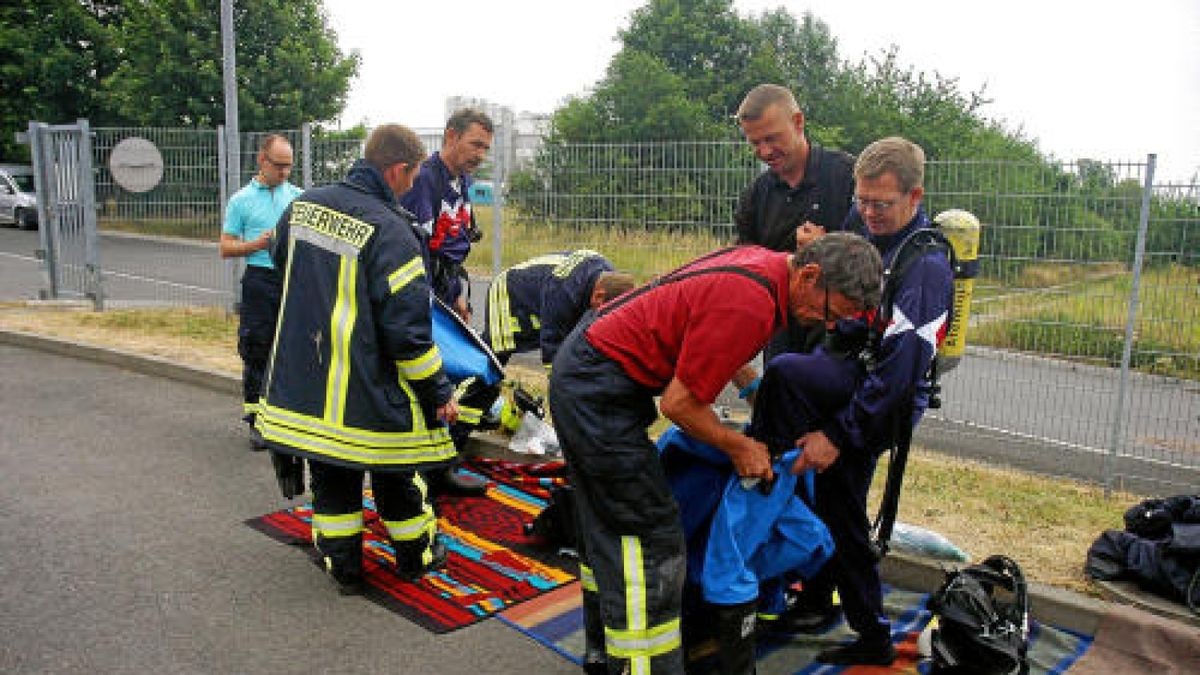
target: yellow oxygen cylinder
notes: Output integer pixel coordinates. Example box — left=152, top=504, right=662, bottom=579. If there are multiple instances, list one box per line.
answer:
left=933, top=209, right=981, bottom=372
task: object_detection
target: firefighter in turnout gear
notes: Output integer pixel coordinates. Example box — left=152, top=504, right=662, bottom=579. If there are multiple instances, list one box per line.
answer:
left=257, top=124, right=460, bottom=594
left=452, top=250, right=635, bottom=448
left=549, top=235, right=881, bottom=674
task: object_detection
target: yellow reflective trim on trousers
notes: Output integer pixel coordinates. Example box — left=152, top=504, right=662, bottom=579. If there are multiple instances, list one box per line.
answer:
left=457, top=405, right=483, bottom=425
left=397, top=345, right=442, bottom=381
left=387, top=257, right=424, bottom=294
left=324, top=257, right=357, bottom=425
left=623, top=536, right=647, bottom=632
left=604, top=618, right=682, bottom=659
left=311, top=511, right=364, bottom=539
left=383, top=509, right=435, bottom=543
left=613, top=535, right=654, bottom=671
left=580, top=564, right=598, bottom=592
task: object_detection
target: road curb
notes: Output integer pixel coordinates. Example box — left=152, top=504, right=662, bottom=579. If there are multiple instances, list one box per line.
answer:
left=3, top=325, right=1184, bottom=639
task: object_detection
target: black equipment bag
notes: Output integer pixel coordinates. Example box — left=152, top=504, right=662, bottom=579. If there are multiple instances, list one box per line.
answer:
left=928, top=554, right=1030, bottom=674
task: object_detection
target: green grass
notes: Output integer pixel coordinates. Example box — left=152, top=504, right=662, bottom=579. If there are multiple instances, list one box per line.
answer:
left=76, top=306, right=236, bottom=342
left=972, top=264, right=1199, bottom=379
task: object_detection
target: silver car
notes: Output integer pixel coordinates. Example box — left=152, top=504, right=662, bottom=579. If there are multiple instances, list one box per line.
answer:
left=0, top=165, right=38, bottom=230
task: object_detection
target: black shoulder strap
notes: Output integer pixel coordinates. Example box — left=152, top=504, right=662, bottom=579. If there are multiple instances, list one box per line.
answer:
left=878, top=228, right=954, bottom=322
left=598, top=247, right=776, bottom=319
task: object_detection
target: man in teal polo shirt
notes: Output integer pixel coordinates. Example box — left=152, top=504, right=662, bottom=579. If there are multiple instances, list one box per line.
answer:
left=219, top=134, right=303, bottom=449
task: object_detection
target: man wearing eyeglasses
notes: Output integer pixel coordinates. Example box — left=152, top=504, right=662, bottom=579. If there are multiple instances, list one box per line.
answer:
left=770, top=137, right=954, bottom=666
left=219, top=134, right=303, bottom=450
left=548, top=234, right=882, bottom=675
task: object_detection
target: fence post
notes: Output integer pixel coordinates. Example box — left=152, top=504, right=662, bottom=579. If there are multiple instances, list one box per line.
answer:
left=76, top=119, right=103, bottom=310
left=1105, top=154, right=1156, bottom=497
left=28, top=121, right=60, bottom=300
left=491, top=117, right=506, bottom=278
left=301, top=122, right=312, bottom=190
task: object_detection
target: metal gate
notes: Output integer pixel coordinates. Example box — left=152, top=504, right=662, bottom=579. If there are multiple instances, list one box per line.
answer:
left=28, top=120, right=103, bottom=309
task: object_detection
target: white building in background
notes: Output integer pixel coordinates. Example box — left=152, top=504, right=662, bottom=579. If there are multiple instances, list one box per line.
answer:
left=444, top=96, right=549, bottom=172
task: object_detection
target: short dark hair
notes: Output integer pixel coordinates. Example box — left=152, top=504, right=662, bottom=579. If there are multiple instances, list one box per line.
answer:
left=363, top=124, right=426, bottom=174
left=794, top=232, right=883, bottom=309
left=446, top=108, right=494, bottom=135
left=594, top=271, right=636, bottom=301
left=736, top=84, right=800, bottom=122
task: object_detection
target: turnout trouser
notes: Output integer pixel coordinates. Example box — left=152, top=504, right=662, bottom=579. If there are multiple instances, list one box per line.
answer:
left=308, top=461, right=437, bottom=577
left=237, top=266, right=281, bottom=422
left=550, top=330, right=686, bottom=674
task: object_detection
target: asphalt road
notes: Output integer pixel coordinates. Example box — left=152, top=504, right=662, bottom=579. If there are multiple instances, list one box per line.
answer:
left=2, top=227, right=1196, bottom=493
left=0, top=342, right=577, bottom=674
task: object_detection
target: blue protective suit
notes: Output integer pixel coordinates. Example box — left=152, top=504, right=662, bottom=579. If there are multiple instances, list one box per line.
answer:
left=657, top=426, right=834, bottom=607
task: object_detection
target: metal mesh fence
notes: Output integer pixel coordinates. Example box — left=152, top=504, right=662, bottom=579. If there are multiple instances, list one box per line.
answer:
left=63, top=127, right=1200, bottom=493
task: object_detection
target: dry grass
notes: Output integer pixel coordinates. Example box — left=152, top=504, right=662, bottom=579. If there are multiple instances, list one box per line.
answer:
left=0, top=304, right=1137, bottom=596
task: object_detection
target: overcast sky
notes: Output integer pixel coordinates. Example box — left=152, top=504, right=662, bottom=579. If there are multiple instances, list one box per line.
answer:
left=324, top=0, right=1199, bottom=182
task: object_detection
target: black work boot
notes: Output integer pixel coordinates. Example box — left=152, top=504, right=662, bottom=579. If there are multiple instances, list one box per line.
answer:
left=395, top=534, right=449, bottom=581
left=424, top=465, right=487, bottom=497
left=321, top=556, right=365, bottom=596
left=714, top=601, right=758, bottom=675
left=815, top=636, right=896, bottom=665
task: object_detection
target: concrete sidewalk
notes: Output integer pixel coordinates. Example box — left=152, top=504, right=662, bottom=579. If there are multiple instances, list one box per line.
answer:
left=2, top=327, right=1197, bottom=673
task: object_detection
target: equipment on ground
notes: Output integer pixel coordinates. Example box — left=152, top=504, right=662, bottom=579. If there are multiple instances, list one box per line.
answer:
left=926, top=554, right=1030, bottom=674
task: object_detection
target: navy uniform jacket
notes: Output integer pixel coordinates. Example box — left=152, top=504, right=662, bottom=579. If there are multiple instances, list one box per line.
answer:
left=398, top=152, right=475, bottom=307
left=258, top=160, right=457, bottom=470
left=484, top=250, right=614, bottom=365
left=824, top=209, right=955, bottom=457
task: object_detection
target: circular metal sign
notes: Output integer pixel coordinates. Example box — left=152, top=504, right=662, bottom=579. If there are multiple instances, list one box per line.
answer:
left=108, top=136, right=164, bottom=193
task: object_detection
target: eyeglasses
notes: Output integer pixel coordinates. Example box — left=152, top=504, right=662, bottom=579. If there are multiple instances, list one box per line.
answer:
left=854, top=196, right=898, bottom=213
left=264, top=157, right=293, bottom=170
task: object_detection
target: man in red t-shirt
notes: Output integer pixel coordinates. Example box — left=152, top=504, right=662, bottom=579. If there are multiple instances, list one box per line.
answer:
left=549, top=233, right=882, bottom=675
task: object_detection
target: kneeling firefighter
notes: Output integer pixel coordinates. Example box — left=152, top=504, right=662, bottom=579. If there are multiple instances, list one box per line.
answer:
left=255, top=124, right=460, bottom=594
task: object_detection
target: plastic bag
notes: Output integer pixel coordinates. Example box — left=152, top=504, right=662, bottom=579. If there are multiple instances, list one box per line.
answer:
left=508, top=411, right=561, bottom=456
left=890, top=521, right=969, bottom=562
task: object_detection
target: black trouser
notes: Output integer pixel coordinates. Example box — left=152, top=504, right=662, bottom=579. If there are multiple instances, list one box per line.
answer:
left=756, top=351, right=892, bottom=645
left=237, top=266, right=280, bottom=423
left=308, top=460, right=435, bottom=576
left=550, top=329, right=686, bottom=674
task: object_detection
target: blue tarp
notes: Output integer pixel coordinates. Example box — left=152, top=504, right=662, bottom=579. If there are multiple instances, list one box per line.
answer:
left=431, top=296, right=504, bottom=385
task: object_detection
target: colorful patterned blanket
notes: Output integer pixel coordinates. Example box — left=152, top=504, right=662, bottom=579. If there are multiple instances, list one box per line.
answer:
left=246, top=458, right=575, bottom=633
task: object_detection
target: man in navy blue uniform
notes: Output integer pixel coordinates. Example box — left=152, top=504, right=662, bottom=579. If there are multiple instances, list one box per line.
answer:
left=452, top=250, right=635, bottom=445
left=780, top=136, right=954, bottom=665
left=400, top=108, right=493, bottom=495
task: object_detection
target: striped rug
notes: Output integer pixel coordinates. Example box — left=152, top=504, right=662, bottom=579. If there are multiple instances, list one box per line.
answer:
left=246, top=459, right=576, bottom=633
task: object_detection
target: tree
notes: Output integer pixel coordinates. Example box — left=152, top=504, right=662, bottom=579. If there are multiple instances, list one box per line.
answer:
left=551, top=50, right=711, bottom=142
left=103, top=0, right=359, bottom=130
left=0, top=1, right=125, bottom=160
left=0, top=0, right=358, bottom=162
